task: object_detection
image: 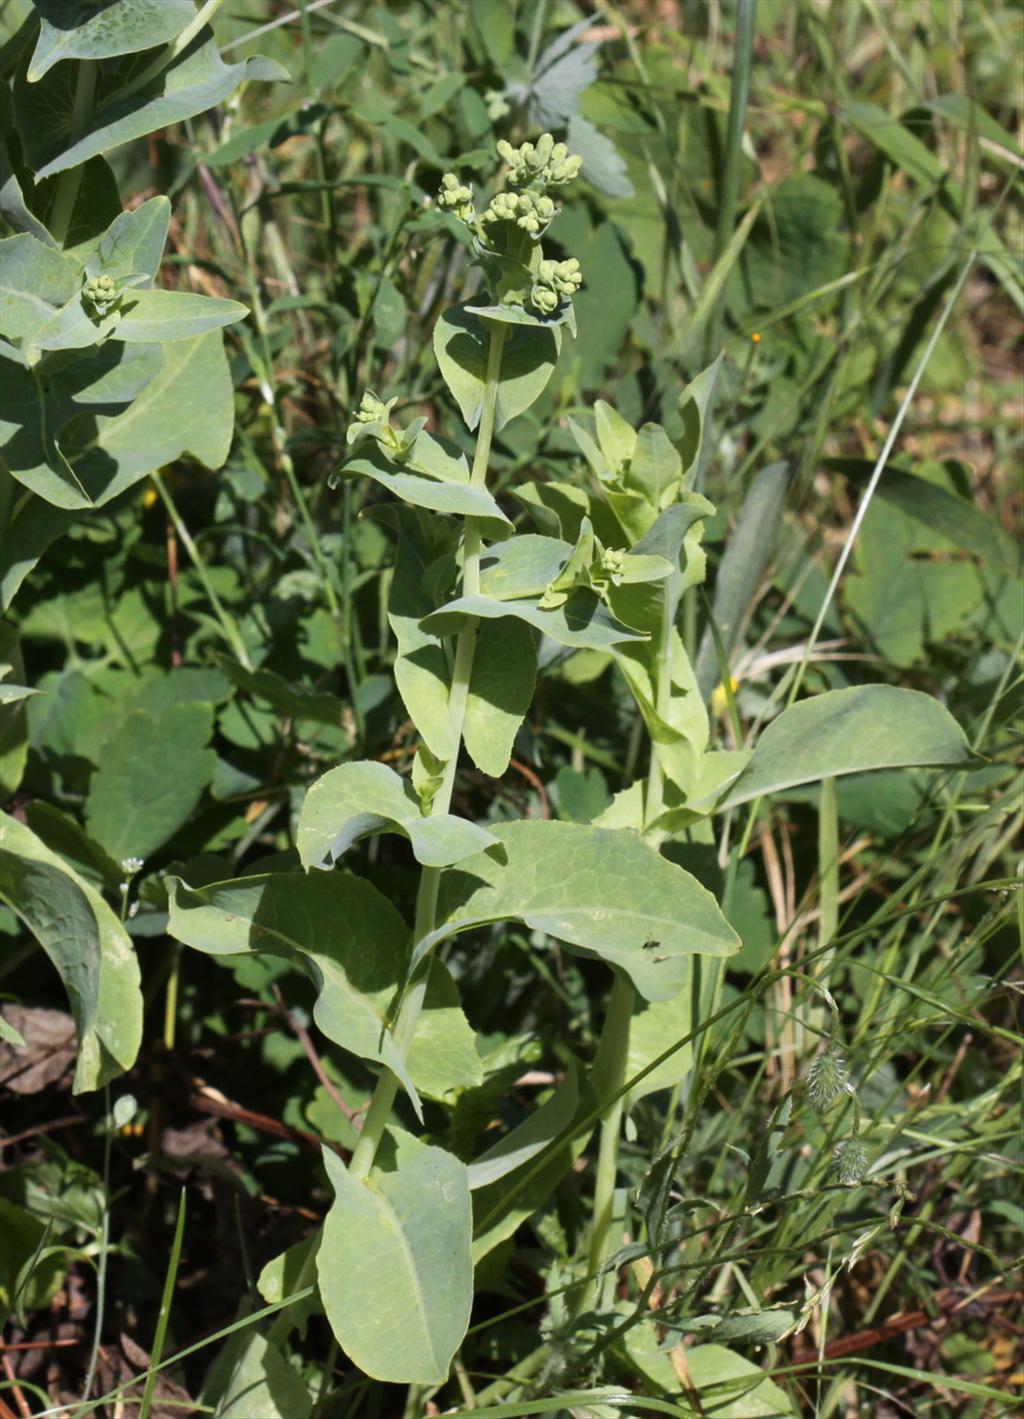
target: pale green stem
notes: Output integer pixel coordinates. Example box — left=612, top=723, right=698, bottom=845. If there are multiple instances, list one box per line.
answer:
left=578, top=970, right=635, bottom=1316
left=347, top=323, right=508, bottom=1184
left=577, top=586, right=676, bottom=1315
left=48, top=60, right=97, bottom=246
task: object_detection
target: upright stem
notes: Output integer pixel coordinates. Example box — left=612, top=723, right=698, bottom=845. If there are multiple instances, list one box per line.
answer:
left=581, top=584, right=675, bottom=1312
left=347, top=323, right=508, bottom=1183
left=578, top=970, right=635, bottom=1315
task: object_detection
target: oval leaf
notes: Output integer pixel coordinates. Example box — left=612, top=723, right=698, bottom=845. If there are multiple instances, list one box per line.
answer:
left=433, top=302, right=559, bottom=432
left=719, top=685, right=977, bottom=810
left=319, top=1137, right=472, bottom=1384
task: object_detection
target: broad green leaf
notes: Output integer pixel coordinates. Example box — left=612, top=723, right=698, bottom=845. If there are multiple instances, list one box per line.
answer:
left=555, top=765, right=612, bottom=823
left=464, top=617, right=537, bottom=777
left=342, top=443, right=510, bottom=523
left=200, top=1332, right=312, bottom=1419
left=166, top=873, right=482, bottom=1103
left=0, top=813, right=142, bottom=1093
left=0, top=623, right=29, bottom=795
left=468, top=1064, right=579, bottom=1189
left=0, top=233, right=79, bottom=340
left=720, top=686, right=976, bottom=810
left=114, top=288, right=247, bottom=342
left=732, top=175, right=846, bottom=314
left=25, top=802, right=122, bottom=895
left=15, top=33, right=288, bottom=180
left=695, top=461, right=790, bottom=698
left=626, top=983, right=695, bottom=1104
left=319, top=1136, right=472, bottom=1384
left=434, top=301, right=559, bottom=432
left=418, top=821, right=739, bottom=999
left=85, top=703, right=215, bottom=864
left=28, top=1, right=196, bottom=82
left=298, top=760, right=497, bottom=870
left=0, top=338, right=160, bottom=508
left=1, top=331, right=236, bottom=606
left=373, top=506, right=457, bottom=760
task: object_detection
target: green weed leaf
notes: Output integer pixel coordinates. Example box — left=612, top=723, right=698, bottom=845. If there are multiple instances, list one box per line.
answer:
left=318, top=1135, right=472, bottom=1384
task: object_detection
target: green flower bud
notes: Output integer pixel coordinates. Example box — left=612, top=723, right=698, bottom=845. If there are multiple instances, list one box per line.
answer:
left=549, top=153, right=583, bottom=185
left=437, top=171, right=475, bottom=222
left=354, top=390, right=388, bottom=424
left=483, top=191, right=519, bottom=223
left=82, top=272, right=121, bottom=318
left=534, top=132, right=554, bottom=167
left=531, top=285, right=559, bottom=315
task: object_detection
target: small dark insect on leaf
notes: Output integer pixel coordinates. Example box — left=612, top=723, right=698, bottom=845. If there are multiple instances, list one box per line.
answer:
left=642, top=938, right=660, bottom=951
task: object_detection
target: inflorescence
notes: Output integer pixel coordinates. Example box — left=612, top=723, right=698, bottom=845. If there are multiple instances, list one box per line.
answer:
left=436, top=134, right=584, bottom=318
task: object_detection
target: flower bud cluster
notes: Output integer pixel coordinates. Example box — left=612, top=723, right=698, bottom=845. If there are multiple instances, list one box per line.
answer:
left=354, top=390, right=389, bottom=424
left=436, top=134, right=584, bottom=317
left=437, top=172, right=475, bottom=223
left=481, top=189, right=556, bottom=235
left=82, top=272, right=121, bottom=318
left=531, top=257, right=582, bottom=314
left=497, top=134, right=582, bottom=188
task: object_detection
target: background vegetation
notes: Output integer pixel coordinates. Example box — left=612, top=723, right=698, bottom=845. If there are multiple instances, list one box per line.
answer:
left=1, top=0, right=1021, bottom=1415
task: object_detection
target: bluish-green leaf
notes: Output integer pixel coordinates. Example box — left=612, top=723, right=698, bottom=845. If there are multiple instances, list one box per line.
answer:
left=298, top=760, right=497, bottom=870
left=372, top=505, right=457, bottom=760
left=28, top=0, right=197, bottom=82
left=342, top=442, right=510, bottom=523
left=464, top=618, right=537, bottom=777
left=113, top=288, right=247, bottom=342
left=418, top=821, right=739, bottom=999
left=0, top=338, right=160, bottom=507
left=720, top=686, right=977, bottom=810
left=434, top=301, right=559, bottom=432
left=16, top=32, right=288, bottom=180
left=166, top=873, right=481, bottom=1104
left=0, top=233, right=79, bottom=340
left=319, top=1136, right=472, bottom=1384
